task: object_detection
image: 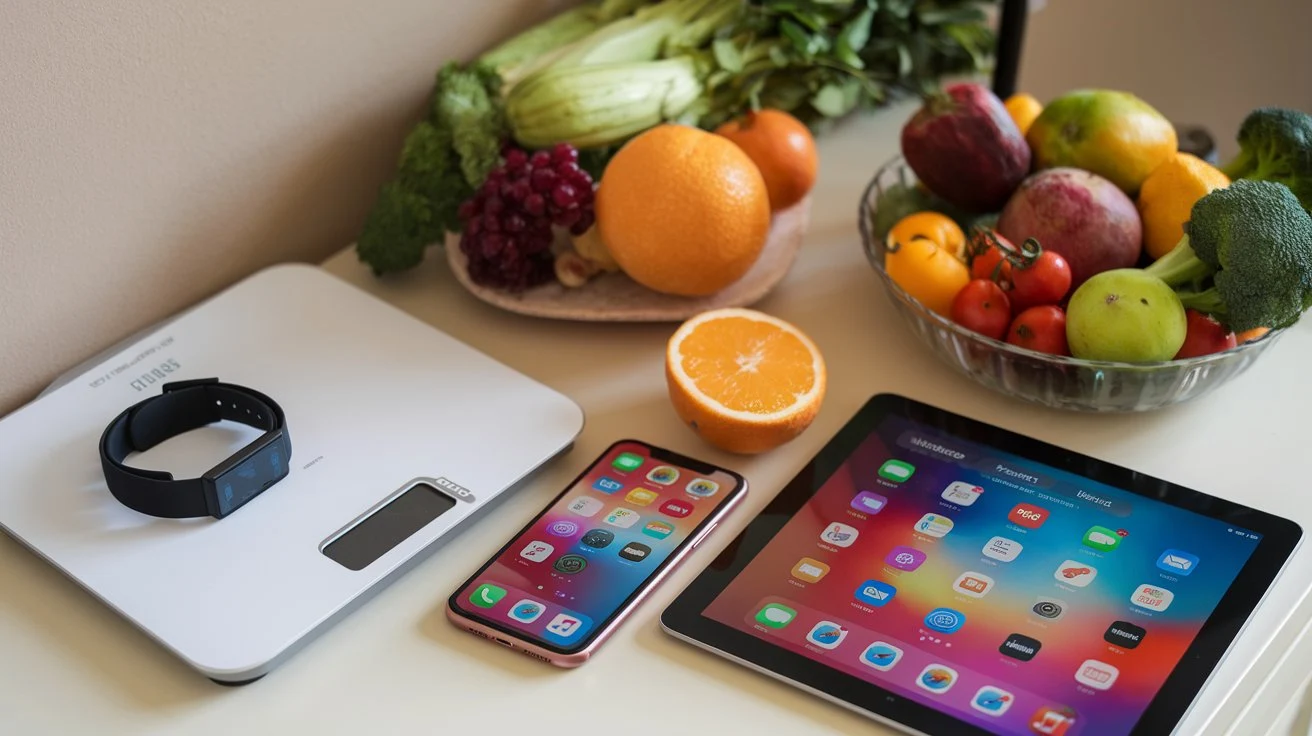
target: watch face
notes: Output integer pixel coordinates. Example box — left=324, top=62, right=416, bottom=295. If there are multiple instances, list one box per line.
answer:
left=210, top=432, right=289, bottom=517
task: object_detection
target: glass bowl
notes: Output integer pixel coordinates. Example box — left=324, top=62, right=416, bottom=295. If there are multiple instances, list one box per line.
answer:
left=858, top=156, right=1284, bottom=413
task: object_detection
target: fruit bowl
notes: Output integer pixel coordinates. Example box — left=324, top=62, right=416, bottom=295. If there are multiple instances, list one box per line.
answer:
left=859, top=157, right=1284, bottom=413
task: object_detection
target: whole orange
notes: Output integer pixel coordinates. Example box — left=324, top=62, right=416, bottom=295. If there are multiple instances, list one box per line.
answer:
left=715, top=109, right=818, bottom=211
left=596, top=124, right=771, bottom=297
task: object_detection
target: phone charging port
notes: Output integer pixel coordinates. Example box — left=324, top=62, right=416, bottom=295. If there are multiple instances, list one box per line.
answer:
left=494, top=638, right=514, bottom=648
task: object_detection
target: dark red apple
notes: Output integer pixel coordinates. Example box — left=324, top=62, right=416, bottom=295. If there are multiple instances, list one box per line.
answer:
left=1175, top=309, right=1238, bottom=358
left=997, top=168, right=1143, bottom=289
left=900, top=82, right=1032, bottom=213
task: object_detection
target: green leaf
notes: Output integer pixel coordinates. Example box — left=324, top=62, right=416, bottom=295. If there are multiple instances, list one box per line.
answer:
left=896, top=43, right=913, bottom=76
left=779, top=19, right=813, bottom=55
left=835, top=7, right=874, bottom=69
left=712, top=38, right=744, bottom=73
left=768, top=44, right=791, bottom=67
left=811, top=83, right=852, bottom=117
left=918, top=6, right=987, bottom=25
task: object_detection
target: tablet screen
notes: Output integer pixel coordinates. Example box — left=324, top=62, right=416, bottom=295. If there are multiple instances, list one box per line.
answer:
left=701, top=412, right=1263, bottom=735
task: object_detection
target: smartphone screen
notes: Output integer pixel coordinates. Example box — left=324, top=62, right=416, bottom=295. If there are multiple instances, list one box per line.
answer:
left=450, top=440, right=744, bottom=653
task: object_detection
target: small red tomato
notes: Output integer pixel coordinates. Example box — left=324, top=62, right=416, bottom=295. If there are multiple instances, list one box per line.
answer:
left=951, top=279, right=1013, bottom=340
left=1010, top=250, right=1072, bottom=310
left=967, top=228, right=1016, bottom=283
left=1007, top=305, right=1069, bottom=355
left=1175, top=309, right=1238, bottom=358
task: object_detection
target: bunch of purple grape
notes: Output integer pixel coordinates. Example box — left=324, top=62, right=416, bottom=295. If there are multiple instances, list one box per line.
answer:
left=458, top=143, right=596, bottom=291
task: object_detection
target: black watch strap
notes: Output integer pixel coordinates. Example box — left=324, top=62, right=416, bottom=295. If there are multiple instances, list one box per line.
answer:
left=99, top=378, right=287, bottom=519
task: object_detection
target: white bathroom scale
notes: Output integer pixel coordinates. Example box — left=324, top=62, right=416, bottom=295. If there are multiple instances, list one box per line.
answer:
left=0, top=264, right=584, bottom=684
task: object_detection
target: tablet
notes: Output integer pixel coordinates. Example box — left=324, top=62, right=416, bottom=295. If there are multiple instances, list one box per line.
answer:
left=661, top=394, right=1301, bottom=736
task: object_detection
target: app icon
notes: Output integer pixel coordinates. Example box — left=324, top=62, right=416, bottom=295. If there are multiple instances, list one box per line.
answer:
left=806, top=621, right=848, bottom=649
left=1104, top=621, right=1146, bottom=649
left=545, top=613, right=584, bottom=639
left=592, top=476, right=624, bottom=494
left=469, top=583, right=505, bottom=608
left=820, top=522, right=860, bottom=547
left=924, top=607, right=966, bottom=634
left=552, top=555, right=588, bottom=575
left=886, top=546, right=927, bottom=572
left=1000, top=633, right=1042, bottom=661
left=686, top=478, right=719, bottom=497
left=850, top=490, right=888, bottom=515
left=854, top=580, right=897, bottom=607
left=508, top=599, right=545, bottom=623
left=547, top=520, right=579, bottom=537
left=619, top=542, right=652, bottom=562
left=581, top=529, right=614, bottom=548
left=953, top=571, right=995, bottom=598
left=519, top=540, right=555, bottom=563
left=1053, top=560, right=1097, bottom=587
left=914, top=513, right=955, bottom=538
left=1031, top=596, right=1067, bottom=621
left=642, top=520, right=675, bottom=539
left=625, top=488, right=659, bottom=506
left=982, top=536, right=1023, bottom=562
left=1130, top=584, right=1174, bottom=612
left=1156, top=549, right=1199, bottom=576
left=604, top=507, right=640, bottom=528
left=791, top=557, right=831, bottom=583
left=659, top=499, right=693, bottom=518
left=859, top=642, right=903, bottom=671
left=755, top=603, right=797, bottom=629
left=1074, top=659, right=1119, bottom=690
left=567, top=496, right=603, bottom=517
left=942, top=481, right=984, bottom=506
left=879, top=459, right=916, bottom=483
left=612, top=452, right=643, bottom=472
left=916, top=664, right=959, bottom=693
left=1009, top=503, right=1049, bottom=529
left=972, top=686, right=1015, bottom=716
left=646, top=465, right=680, bottom=485
left=1029, top=705, right=1077, bottom=735
left=1083, top=525, right=1122, bottom=552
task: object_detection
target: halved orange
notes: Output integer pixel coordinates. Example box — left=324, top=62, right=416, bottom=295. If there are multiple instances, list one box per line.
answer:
left=665, top=308, right=826, bottom=455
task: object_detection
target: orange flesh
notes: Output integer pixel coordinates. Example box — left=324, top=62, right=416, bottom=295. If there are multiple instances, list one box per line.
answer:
left=677, top=316, right=817, bottom=414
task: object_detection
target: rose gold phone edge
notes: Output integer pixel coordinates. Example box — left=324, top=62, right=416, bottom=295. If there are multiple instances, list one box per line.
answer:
left=444, top=447, right=747, bottom=668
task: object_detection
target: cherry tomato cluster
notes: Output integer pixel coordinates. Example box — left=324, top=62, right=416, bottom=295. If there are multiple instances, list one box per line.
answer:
left=951, top=227, right=1073, bottom=355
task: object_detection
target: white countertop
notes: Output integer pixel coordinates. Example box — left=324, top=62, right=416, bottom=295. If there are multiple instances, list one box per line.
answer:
left=3, top=101, right=1310, bottom=735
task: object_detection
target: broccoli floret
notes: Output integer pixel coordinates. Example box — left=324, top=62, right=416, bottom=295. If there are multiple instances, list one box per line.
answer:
left=433, top=61, right=505, bottom=188
left=1144, top=179, right=1312, bottom=332
left=1220, top=107, right=1312, bottom=213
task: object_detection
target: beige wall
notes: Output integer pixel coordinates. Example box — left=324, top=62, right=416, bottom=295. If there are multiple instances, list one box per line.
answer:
left=0, top=0, right=575, bottom=413
left=2, top=0, right=1309, bottom=415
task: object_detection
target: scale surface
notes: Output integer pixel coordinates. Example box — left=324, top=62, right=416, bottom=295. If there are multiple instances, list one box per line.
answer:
left=0, top=264, right=583, bottom=683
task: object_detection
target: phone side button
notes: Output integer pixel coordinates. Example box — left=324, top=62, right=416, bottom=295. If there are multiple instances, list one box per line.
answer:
left=691, top=523, right=717, bottom=549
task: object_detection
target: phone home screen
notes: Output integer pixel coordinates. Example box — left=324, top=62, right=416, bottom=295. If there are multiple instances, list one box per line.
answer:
left=456, top=442, right=737, bottom=651
left=702, top=415, right=1261, bottom=736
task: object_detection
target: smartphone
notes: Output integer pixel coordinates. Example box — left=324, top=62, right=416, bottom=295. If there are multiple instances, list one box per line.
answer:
left=446, top=439, right=746, bottom=667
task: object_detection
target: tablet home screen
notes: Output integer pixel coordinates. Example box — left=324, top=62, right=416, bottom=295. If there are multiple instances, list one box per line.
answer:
left=702, top=415, right=1261, bottom=736
left=456, top=442, right=736, bottom=650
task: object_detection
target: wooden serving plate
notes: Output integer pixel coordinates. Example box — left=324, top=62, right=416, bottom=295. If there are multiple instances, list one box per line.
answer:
left=445, top=197, right=811, bottom=322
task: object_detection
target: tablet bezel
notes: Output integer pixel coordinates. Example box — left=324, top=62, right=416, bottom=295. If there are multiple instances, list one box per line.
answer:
left=661, top=393, right=1302, bottom=736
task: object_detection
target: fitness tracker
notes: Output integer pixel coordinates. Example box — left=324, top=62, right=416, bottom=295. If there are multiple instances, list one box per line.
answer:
left=99, top=378, right=292, bottom=519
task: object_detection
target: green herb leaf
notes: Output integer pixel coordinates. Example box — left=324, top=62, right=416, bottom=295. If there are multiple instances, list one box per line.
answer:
left=918, top=6, right=987, bottom=25
left=835, top=7, right=875, bottom=69
left=713, top=38, right=744, bottom=72
left=811, top=83, right=851, bottom=117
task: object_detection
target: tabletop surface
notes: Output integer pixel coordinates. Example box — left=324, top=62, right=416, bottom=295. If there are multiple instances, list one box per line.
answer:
left=3, top=100, right=1310, bottom=735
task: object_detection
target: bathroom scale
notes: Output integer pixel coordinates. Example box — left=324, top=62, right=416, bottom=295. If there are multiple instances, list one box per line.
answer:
left=662, top=393, right=1301, bottom=736
left=0, top=264, right=584, bottom=684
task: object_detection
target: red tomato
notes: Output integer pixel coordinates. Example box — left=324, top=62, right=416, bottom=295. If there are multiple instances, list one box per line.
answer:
left=967, top=228, right=1016, bottom=283
left=1007, top=305, right=1069, bottom=355
left=951, top=279, right=1012, bottom=340
left=1010, top=250, right=1072, bottom=310
left=1175, top=309, right=1237, bottom=358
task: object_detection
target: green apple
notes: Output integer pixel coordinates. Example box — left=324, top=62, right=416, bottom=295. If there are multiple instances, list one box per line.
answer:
left=1067, top=269, right=1187, bottom=362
